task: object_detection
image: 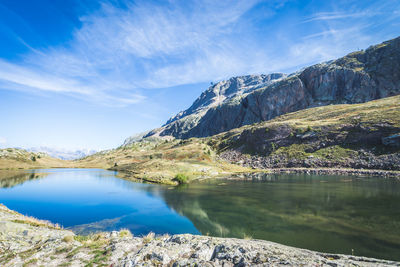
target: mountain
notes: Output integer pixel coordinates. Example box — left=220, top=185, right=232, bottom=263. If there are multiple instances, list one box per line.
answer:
left=143, top=73, right=286, bottom=139
left=83, top=95, right=400, bottom=186
left=27, top=147, right=97, bottom=160
left=122, top=131, right=151, bottom=146
left=141, top=36, right=400, bottom=140
left=164, top=73, right=286, bottom=125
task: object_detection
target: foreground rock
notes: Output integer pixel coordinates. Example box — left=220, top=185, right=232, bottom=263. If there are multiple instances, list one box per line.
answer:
left=0, top=204, right=398, bottom=266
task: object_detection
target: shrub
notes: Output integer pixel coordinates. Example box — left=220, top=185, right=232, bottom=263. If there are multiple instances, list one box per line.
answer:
left=271, top=142, right=276, bottom=151
left=63, top=235, right=74, bottom=243
left=174, top=173, right=189, bottom=184
left=243, top=233, right=253, bottom=240
left=142, top=232, right=155, bottom=244
left=119, top=228, right=132, bottom=238
left=31, top=156, right=36, bottom=161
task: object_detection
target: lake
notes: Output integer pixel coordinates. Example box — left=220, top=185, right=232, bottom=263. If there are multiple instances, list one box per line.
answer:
left=0, top=168, right=399, bottom=261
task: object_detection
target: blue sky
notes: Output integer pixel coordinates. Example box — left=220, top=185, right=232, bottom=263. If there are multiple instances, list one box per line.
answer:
left=0, top=0, right=399, bottom=151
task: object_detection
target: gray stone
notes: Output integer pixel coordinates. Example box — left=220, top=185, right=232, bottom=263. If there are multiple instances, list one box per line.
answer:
left=382, top=134, right=400, bottom=147
left=142, top=36, right=400, bottom=140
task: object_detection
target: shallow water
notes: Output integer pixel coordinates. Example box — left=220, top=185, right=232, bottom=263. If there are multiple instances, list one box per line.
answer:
left=0, top=169, right=399, bottom=260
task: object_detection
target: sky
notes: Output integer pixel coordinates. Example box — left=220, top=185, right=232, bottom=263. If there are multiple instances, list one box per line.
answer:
left=0, top=0, right=399, bottom=151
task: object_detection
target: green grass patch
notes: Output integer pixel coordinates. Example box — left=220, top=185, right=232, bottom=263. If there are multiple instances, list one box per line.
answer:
left=74, top=235, right=91, bottom=242
left=83, top=247, right=111, bottom=267
left=66, top=247, right=82, bottom=258
left=312, top=145, right=358, bottom=161
left=22, top=258, right=38, bottom=267
left=174, top=173, right=189, bottom=184
left=55, top=246, right=71, bottom=254
left=272, top=144, right=311, bottom=160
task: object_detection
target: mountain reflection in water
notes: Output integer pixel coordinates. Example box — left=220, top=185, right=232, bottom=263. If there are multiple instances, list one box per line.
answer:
left=0, top=169, right=399, bottom=261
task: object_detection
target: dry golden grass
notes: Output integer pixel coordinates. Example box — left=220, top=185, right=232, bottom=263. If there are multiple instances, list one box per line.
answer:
left=119, top=228, right=133, bottom=238
left=77, top=138, right=254, bottom=184
left=12, top=215, right=61, bottom=230
left=261, top=95, right=400, bottom=128
left=142, top=232, right=155, bottom=244
left=0, top=148, right=73, bottom=170
left=1, top=96, right=397, bottom=184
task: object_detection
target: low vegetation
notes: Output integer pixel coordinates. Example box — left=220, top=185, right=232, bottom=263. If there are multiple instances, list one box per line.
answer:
left=0, top=148, right=71, bottom=170
left=77, top=138, right=255, bottom=184
left=211, top=95, right=400, bottom=170
left=174, top=173, right=189, bottom=184
left=1, top=95, right=399, bottom=183
left=2, top=203, right=394, bottom=266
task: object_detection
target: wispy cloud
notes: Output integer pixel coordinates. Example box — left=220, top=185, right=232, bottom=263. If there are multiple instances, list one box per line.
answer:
left=0, top=0, right=266, bottom=106
left=302, top=11, right=374, bottom=23
left=0, top=0, right=399, bottom=107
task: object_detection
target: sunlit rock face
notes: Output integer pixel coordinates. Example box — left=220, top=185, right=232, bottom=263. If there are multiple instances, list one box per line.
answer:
left=146, top=36, right=400, bottom=139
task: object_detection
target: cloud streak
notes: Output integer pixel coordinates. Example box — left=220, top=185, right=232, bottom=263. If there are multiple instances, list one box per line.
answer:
left=0, top=0, right=399, bottom=106
left=302, top=11, right=374, bottom=23
left=0, top=0, right=268, bottom=106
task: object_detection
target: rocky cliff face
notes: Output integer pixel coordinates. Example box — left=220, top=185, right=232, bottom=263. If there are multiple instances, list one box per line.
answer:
left=165, top=73, right=286, bottom=125
left=145, top=36, right=400, bottom=139
left=142, top=73, right=286, bottom=139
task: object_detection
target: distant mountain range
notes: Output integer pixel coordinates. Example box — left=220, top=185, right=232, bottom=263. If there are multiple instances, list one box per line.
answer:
left=123, top=36, right=400, bottom=144
left=27, top=147, right=97, bottom=160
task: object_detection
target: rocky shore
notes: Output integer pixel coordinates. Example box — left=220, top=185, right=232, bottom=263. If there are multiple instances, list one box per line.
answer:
left=220, top=151, right=400, bottom=178
left=0, top=204, right=399, bottom=266
left=220, top=148, right=400, bottom=171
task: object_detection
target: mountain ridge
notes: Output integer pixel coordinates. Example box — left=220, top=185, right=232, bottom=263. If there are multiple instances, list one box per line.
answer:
left=122, top=36, right=400, bottom=143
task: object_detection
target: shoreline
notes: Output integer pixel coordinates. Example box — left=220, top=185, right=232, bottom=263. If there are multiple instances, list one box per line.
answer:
left=113, top=166, right=400, bottom=185
left=0, top=204, right=398, bottom=266
left=2, top=166, right=400, bottom=185
left=266, top=167, right=400, bottom=178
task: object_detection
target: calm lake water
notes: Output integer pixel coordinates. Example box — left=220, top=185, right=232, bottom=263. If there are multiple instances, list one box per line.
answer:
left=0, top=168, right=399, bottom=261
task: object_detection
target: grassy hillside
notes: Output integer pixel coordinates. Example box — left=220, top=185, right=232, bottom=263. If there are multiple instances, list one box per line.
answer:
left=0, top=148, right=71, bottom=170
left=211, top=95, right=400, bottom=170
left=78, top=139, right=254, bottom=184
left=1, top=96, right=398, bottom=183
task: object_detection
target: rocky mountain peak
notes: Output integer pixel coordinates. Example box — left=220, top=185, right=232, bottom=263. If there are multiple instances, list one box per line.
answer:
left=164, top=73, right=286, bottom=125
left=125, top=36, right=400, bottom=143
